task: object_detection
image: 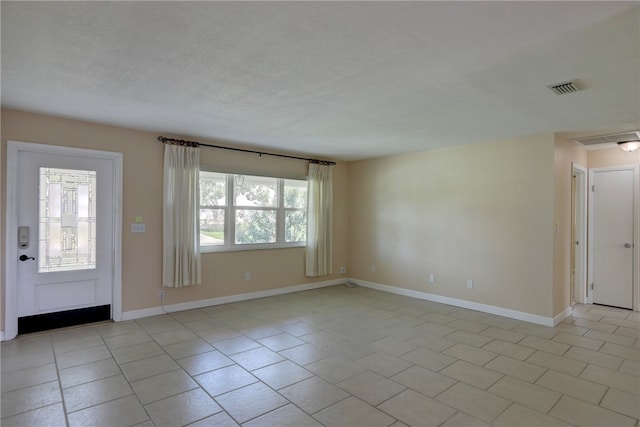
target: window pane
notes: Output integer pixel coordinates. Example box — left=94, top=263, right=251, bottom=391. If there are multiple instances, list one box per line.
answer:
left=235, top=209, right=276, bottom=244
left=39, top=167, right=97, bottom=272
left=200, top=208, right=225, bottom=246
left=285, top=210, right=307, bottom=242
left=284, top=179, right=307, bottom=209
left=234, top=175, right=277, bottom=207
left=200, top=171, right=226, bottom=206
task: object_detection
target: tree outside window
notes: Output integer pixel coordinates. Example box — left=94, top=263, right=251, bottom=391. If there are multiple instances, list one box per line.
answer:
left=199, top=171, right=307, bottom=252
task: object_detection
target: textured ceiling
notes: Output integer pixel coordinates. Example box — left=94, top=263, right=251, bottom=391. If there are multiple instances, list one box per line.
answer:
left=2, top=1, right=639, bottom=160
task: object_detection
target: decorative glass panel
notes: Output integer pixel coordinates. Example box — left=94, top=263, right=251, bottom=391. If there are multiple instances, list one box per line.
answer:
left=39, top=168, right=97, bottom=272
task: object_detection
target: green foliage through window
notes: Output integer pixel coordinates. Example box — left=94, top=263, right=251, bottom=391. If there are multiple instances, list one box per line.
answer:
left=235, top=209, right=277, bottom=244
left=199, top=172, right=307, bottom=250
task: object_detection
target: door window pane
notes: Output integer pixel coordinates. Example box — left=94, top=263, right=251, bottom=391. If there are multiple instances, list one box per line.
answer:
left=39, top=168, right=97, bottom=272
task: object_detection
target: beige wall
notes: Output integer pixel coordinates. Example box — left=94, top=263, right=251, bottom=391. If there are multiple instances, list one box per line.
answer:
left=348, top=135, right=556, bottom=317
left=4, top=107, right=634, bottom=332
left=1, top=109, right=349, bottom=329
left=553, top=136, right=587, bottom=316
left=588, top=146, right=640, bottom=168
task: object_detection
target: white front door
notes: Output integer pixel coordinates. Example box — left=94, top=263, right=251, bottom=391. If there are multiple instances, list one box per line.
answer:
left=16, top=149, right=115, bottom=328
left=592, top=168, right=635, bottom=309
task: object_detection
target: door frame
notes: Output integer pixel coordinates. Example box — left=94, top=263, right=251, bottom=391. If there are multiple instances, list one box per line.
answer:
left=572, top=164, right=588, bottom=304
left=4, top=141, right=123, bottom=340
left=587, top=165, right=639, bottom=310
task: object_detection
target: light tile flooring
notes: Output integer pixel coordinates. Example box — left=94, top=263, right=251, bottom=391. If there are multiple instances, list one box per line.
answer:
left=2, top=285, right=639, bottom=426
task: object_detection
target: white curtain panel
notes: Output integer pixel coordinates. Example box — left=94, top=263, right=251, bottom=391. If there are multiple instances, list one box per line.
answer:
left=306, top=163, right=333, bottom=277
left=163, top=144, right=201, bottom=287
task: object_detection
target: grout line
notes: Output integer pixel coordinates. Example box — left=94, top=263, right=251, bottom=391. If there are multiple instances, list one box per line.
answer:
left=4, top=291, right=638, bottom=426
left=99, top=324, right=157, bottom=425
left=49, top=334, right=72, bottom=427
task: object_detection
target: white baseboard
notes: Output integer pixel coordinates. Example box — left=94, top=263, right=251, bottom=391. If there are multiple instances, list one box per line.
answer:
left=121, top=279, right=343, bottom=321
left=553, top=306, right=573, bottom=326
left=1, top=278, right=572, bottom=341
left=354, top=279, right=558, bottom=327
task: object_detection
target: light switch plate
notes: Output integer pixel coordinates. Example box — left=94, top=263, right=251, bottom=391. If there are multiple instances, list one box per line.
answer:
left=131, top=223, right=146, bottom=233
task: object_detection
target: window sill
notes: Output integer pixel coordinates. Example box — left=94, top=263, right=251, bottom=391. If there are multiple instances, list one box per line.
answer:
left=201, top=242, right=306, bottom=254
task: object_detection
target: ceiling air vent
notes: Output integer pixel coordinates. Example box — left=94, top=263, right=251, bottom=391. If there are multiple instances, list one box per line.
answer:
left=575, top=131, right=640, bottom=147
left=547, top=79, right=584, bottom=95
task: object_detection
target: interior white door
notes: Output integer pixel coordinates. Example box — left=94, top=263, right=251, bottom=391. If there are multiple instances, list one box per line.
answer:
left=17, top=150, right=114, bottom=319
left=592, top=168, right=635, bottom=309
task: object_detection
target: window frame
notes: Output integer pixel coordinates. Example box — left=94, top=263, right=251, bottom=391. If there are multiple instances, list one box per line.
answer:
left=200, top=171, right=307, bottom=253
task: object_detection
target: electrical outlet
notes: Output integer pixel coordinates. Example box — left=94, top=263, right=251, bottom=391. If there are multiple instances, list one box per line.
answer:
left=159, top=290, right=165, bottom=299
left=340, top=266, right=346, bottom=275
left=371, top=264, right=376, bottom=273
left=245, top=272, right=251, bottom=281
left=467, top=280, right=473, bottom=289
left=429, top=273, right=435, bottom=283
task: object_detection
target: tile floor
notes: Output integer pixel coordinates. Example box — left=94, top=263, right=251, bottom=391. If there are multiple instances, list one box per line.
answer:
left=1, top=285, right=639, bottom=426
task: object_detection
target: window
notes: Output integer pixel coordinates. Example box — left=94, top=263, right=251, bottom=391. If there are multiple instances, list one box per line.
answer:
left=200, top=172, right=307, bottom=252
left=200, top=171, right=226, bottom=246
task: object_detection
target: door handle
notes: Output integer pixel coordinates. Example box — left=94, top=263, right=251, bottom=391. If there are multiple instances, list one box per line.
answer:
left=624, top=243, right=632, bottom=248
left=19, top=255, right=35, bottom=261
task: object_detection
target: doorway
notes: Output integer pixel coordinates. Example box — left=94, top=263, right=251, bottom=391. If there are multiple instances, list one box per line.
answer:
left=588, top=166, right=638, bottom=310
left=571, top=164, right=588, bottom=304
left=4, top=141, right=123, bottom=340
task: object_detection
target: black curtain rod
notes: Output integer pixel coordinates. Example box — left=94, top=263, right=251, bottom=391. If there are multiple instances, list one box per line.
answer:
left=158, top=136, right=336, bottom=166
